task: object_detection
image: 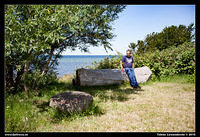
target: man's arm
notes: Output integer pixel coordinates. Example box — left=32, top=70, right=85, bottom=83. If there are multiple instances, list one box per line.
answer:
left=120, top=61, right=124, bottom=72
left=132, top=57, right=134, bottom=68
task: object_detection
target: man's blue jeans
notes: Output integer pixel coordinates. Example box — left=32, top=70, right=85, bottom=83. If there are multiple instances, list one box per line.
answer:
left=124, top=68, right=139, bottom=87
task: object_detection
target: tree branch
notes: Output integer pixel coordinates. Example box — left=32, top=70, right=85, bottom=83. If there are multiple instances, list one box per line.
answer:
left=41, top=47, right=54, bottom=75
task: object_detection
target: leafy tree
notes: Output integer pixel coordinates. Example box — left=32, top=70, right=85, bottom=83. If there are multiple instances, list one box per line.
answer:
left=5, top=5, right=126, bottom=94
left=129, top=24, right=195, bottom=54
left=128, top=42, right=137, bottom=54
left=136, top=40, right=145, bottom=54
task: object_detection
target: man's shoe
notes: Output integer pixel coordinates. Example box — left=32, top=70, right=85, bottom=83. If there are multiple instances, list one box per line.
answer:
left=132, top=86, right=137, bottom=90
left=136, top=86, right=141, bottom=89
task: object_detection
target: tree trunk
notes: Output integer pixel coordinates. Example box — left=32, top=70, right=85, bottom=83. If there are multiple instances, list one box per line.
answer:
left=24, top=62, right=30, bottom=95
left=6, top=66, right=14, bottom=92
left=23, top=42, right=33, bottom=95
left=14, top=65, right=24, bottom=91
left=41, top=47, right=54, bottom=75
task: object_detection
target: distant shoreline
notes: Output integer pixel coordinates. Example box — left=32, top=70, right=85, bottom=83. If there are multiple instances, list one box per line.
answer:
left=57, top=73, right=73, bottom=77
left=61, top=54, right=120, bottom=56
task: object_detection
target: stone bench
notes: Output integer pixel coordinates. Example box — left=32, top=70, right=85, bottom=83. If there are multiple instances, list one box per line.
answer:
left=72, top=66, right=152, bottom=86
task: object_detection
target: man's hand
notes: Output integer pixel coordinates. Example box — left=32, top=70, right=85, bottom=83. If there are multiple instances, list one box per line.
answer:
left=120, top=61, right=124, bottom=72
left=121, top=67, right=124, bottom=72
left=132, top=62, right=134, bottom=68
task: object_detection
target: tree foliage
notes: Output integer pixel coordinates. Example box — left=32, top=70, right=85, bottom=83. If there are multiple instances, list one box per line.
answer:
left=5, top=5, right=126, bottom=93
left=129, top=24, right=195, bottom=54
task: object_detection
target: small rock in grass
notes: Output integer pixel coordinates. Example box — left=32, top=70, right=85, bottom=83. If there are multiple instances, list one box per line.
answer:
left=49, top=91, right=93, bottom=114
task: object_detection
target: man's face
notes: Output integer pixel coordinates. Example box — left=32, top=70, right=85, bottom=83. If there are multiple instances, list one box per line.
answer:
left=126, top=51, right=131, bottom=57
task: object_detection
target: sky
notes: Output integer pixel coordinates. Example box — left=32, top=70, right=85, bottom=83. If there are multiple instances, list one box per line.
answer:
left=62, top=5, right=195, bottom=55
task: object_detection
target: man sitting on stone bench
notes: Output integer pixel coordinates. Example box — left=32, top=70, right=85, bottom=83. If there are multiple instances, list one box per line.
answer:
left=120, top=49, right=141, bottom=89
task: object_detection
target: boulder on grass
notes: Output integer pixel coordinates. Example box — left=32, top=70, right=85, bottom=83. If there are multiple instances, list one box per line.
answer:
left=122, top=66, right=152, bottom=83
left=49, top=91, right=93, bottom=114
left=134, top=66, right=152, bottom=83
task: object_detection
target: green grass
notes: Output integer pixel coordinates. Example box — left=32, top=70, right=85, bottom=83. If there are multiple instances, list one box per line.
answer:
left=152, top=74, right=195, bottom=83
left=5, top=92, right=39, bottom=131
left=5, top=77, right=106, bottom=132
left=5, top=74, right=195, bottom=132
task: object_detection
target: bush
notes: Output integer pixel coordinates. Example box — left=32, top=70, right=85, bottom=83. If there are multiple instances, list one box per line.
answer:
left=92, top=54, right=123, bottom=69
left=20, top=69, right=58, bottom=92
left=134, top=42, right=195, bottom=80
left=93, top=42, right=195, bottom=81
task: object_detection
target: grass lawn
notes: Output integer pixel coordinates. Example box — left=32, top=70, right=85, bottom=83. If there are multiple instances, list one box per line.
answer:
left=5, top=74, right=195, bottom=132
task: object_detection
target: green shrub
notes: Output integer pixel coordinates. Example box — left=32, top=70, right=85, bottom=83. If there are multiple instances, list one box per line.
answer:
left=21, top=69, right=58, bottom=92
left=92, top=54, right=123, bottom=69
left=93, top=42, right=195, bottom=81
left=135, top=42, right=195, bottom=80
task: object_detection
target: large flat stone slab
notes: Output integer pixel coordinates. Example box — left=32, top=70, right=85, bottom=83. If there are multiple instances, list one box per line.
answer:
left=72, top=66, right=152, bottom=86
left=74, top=68, right=124, bottom=86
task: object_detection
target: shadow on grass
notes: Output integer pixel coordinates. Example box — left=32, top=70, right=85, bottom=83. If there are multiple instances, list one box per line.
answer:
left=34, top=98, right=105, bottom=124
left=35, top=101, right=50, bottom=113
left=36, top=79, right=145, bottom=123
left=39, top=78, right=145, bottom=103
left=38, top=81, right=76, bottom=97
left=74, top=84, right=145, bottom=102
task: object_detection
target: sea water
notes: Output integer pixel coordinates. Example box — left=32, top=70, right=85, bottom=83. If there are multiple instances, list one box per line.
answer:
left=56, top=55, right=114, bottom=77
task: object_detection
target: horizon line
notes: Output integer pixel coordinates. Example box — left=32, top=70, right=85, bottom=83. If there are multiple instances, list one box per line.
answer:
left=61, top=54, right=121, bottom=56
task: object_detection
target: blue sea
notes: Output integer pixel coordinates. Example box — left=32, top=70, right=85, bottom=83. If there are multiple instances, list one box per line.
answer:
left=56, top=55, right=116, bottom=77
